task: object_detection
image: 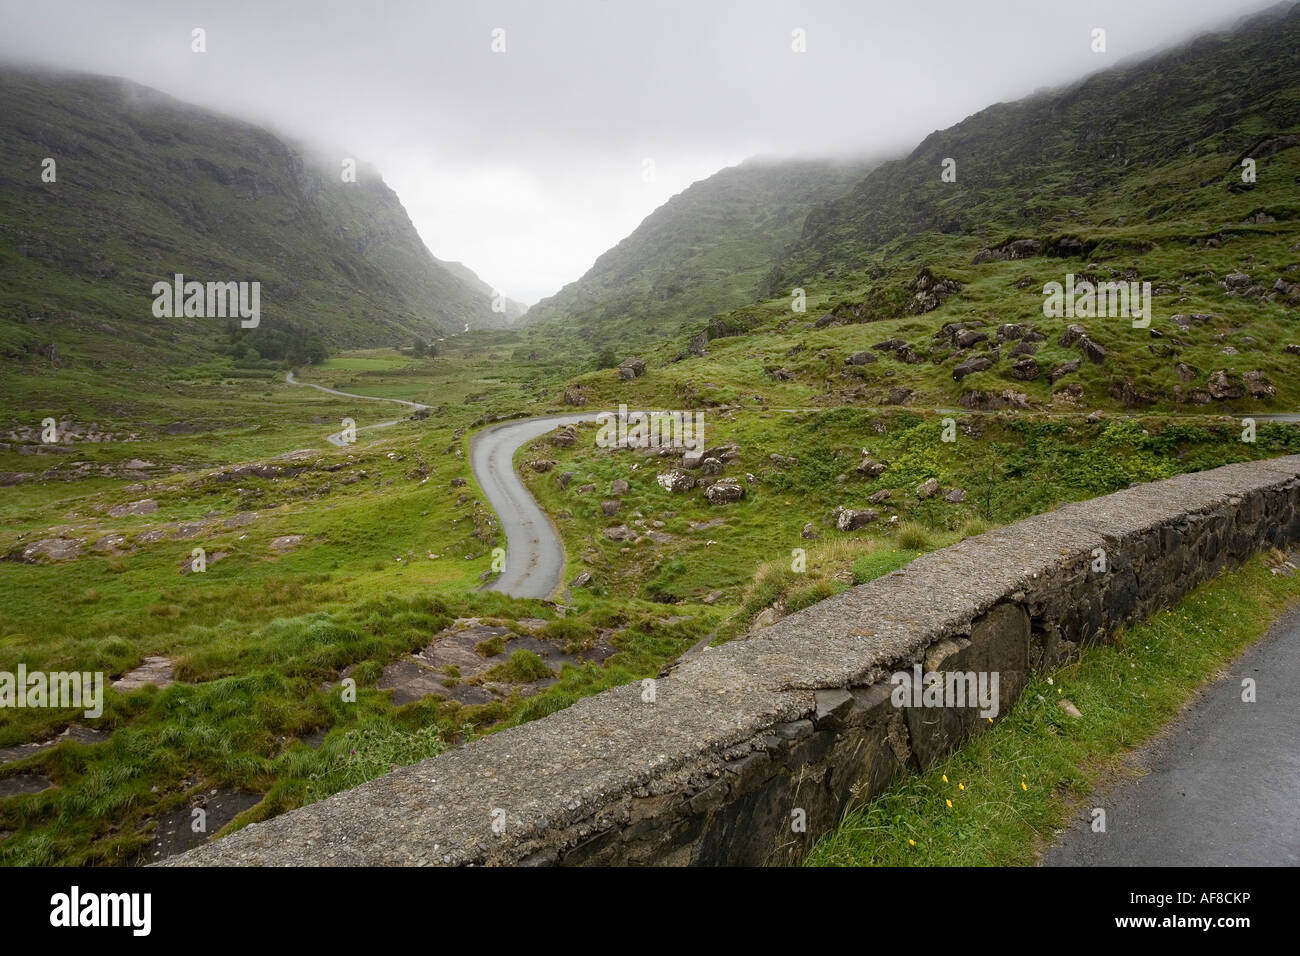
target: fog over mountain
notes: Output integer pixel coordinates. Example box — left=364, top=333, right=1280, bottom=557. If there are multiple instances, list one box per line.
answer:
left=0, top=0, right=1278, bottom=303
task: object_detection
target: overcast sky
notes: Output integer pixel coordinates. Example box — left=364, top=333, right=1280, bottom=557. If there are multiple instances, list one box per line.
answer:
left=0, top=0, right=1279, bottom=303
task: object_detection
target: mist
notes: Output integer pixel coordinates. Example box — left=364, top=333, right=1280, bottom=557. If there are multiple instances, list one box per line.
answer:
left=0, top=0, right=1277, bottom=303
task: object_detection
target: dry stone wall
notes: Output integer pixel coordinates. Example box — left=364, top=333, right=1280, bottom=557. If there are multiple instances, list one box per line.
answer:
left=167, top=455, right=1300, bottom=866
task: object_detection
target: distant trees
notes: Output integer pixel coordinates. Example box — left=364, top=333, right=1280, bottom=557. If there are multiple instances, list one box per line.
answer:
left=224, top=320, right=328, bottom=367
left=412, top=338, right=428, bottom=357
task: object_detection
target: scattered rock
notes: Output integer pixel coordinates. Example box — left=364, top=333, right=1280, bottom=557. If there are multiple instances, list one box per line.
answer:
left=916, top=478, right=939, bottom=499
left=833, top=507, right=878, bottom=531
left=945, top=488, right=966, bottom=503
left=953, top=356, right=993, bottom=381
left=15, top=537, right=82, bottom=563
left=907, top=267, right=961, bottom=314
left=1009, top=358, right=1040, bottom=381
left=617, top=357, right=647, bottom=380
left=1057, top=698, right=1082, bottom=718
left=1207, top=370, right=1245, bottom=400
left=600, top=500, right=620, bottom=516
left=1244, top=370, right=1276, bottom=398
left=112, top=657, right=175, bottom=692
left=704, top=479, right=744, bottom=505
left=269, top=535, right=304, bottom=553
left=108, top=498, right=158, bottom=518
left=1050, top=359, right=1081, bottom=383
left=610, top=478, right=630, bottom=496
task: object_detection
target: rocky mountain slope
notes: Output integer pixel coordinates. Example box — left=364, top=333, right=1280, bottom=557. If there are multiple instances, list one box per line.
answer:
left=520, top=156, right=876, bottom=337
left=766, top=2, right=1300, bottom=288
left=0, top=67, right=510, bottom=370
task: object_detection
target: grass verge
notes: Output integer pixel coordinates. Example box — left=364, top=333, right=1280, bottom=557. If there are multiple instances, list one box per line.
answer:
left=804, top=550, right=1300, bottom=866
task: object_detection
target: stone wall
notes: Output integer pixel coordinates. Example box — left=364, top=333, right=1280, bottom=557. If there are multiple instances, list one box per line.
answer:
left=168, top=455, right=1300, bottom=866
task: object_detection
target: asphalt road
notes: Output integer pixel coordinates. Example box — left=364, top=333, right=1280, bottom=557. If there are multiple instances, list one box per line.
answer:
left=1042, top=602, right=1300, bottom=866
left=284, top=371, right=429, bottom=446
left=469, top=412, right=602, bottom=599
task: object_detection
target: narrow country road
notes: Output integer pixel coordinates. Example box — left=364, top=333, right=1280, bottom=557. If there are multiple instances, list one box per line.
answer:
left=470, top=413, right=602, bottom=599
left=1042, top=601, right=1300, bottom=866
left=286, top=370, right=597, bottom=599
left=284, top=371, right=1300, bottom=605
left=285, top=371, right=430, bottom=446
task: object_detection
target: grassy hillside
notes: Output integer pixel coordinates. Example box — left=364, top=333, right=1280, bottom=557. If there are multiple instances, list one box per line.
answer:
left=0, top=66, right=508, bottom=377
left=767, top=2, right=1300, bottom=286
left=520, top=156, right=876, bottom=339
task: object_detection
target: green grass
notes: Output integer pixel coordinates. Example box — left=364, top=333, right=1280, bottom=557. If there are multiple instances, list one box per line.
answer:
left=805, top=551, right=1300, bottom=866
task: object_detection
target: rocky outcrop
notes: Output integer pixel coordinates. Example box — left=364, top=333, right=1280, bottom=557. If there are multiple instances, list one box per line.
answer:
left=906, top=268, right=961, bottom=314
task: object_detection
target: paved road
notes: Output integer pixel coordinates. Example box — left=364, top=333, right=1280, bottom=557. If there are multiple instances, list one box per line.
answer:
left=1042, top=602, right=1300, bottom=866
left=286, top=370, right=597, bottom=598
left=284, top=371, right=430, bottom=446
left=470, top=413, right=602, bottom=599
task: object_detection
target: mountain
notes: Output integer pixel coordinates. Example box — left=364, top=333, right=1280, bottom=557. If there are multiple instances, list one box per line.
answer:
left=765, top=2, right=1300, bottom=290
left=0, top=66, right=509, bottom=369
left=519, top=156, right=877, bottom=336
left=438, top=259, right=529, bottom=323
left=550, top=2, right=1300, bottom=417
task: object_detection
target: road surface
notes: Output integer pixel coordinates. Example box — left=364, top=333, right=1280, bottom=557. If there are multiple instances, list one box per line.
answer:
left=470, top=413, right=602, bottom=599
left=1042, top=602, right=1300, bottom=866
left=285, top=371, right=429, bottom=446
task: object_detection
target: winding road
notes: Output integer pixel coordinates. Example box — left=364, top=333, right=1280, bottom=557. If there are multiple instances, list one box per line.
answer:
left=285, top=371, right=430, bottom=446
left=286, top=368, right=1300, bottom=603
left=470, top=413, right=602, bottom=599
left=286, top=369, right=596, bottom=599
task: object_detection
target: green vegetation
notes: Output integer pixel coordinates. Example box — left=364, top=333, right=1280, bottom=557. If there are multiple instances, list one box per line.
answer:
left=3, top=5, right=1300, bottom=866
left=0, top=66, right=510, bottom=381
left=806, top=551, right=1300, bottom=866
left=521, top=157, right=876, bottom=343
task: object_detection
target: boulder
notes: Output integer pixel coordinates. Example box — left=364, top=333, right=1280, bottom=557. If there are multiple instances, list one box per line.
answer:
left=704, top=479, right=744, bottom=505
left=845, top=350, right=877, bottom=366
left=1079, top=337, right=1107, bottom=364
left=1244, top=370, right=1276, bottom=398
left=953, top=356, right=993, bottom=381
left=1009, top=358, right=1040, bottom=381
left=617, top=357, right=647, bottom=380
left=1050, top=359, right=1081, bottom=383
left=656, top=470, right=695, bottom=492
left=917, top=478, right=940, bottom=499
left=833, top=507, right=879, bottom=531
left=1059, top=324, right=1087, bottom=347
left=1207, top=370, right=1244, bottom=400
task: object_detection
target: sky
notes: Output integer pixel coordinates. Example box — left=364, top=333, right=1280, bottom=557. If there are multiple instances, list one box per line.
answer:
left=0, top=0, right=1280, bottom=304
